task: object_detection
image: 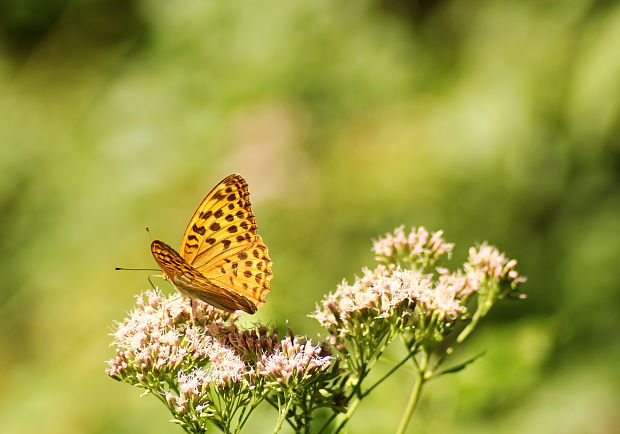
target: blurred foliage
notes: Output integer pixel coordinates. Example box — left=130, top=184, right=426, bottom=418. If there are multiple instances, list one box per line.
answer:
left=0, top=0, right=619, bottom=432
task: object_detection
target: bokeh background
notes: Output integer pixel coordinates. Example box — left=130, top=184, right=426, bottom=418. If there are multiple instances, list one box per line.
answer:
left=1, top=0, right=619, bottom=433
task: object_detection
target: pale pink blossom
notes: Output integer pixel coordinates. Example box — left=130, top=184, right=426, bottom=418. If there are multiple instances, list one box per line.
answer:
left=373, top=226, right=454, bottom=266
left=106, top=290, right=238, bottom=379
left=206, top=343, right=248, bottom=386
left=467, top=243, right=526, bottom=287
left=175, top=343, right=247, bottom=402
left=436, top=267, right=483, bottom=299
left=311, top=266, right=466, bottom=334
left=257, top=338, right=331, bottom=384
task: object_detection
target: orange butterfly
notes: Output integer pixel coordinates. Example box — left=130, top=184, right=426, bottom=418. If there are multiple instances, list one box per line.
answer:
left=151, top=174, right=272, bottom=314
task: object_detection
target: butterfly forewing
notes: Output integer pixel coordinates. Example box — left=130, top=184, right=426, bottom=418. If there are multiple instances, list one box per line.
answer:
left=181, top=174, right=257, bottom=265
left=178, top=174, right=272, bottom=308
left=151, top=174, right=272, bottom=314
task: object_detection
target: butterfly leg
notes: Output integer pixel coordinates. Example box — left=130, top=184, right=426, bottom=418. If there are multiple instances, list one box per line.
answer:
left=167, top=295, right=182, bottom=304
left=147, top=274, right=162, bottom=290
left=158, top=295, right=195, bottom=323
left=154, top=294, right=177, bottom=323
left=161, top=295, right=182, bottom=313
left=189, top=298, right=196, bottom=324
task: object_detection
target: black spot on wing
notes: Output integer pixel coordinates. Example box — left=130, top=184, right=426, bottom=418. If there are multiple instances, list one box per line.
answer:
left=192, top=224, right=206, bottom=235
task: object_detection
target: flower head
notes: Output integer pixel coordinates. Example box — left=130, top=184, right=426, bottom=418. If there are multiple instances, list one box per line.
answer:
left=106, top=290, right=238, bottom=380
left=373, top=226, right=454, bottom=269
left=176, top=341, right=247, bottom=397
left=257, top=337, right=332, bottom=386
left=311, top=266, right=466, bottom=338
left=467, top=243, right=527, bottom=295
left=436, top=267, right=483, bottom=300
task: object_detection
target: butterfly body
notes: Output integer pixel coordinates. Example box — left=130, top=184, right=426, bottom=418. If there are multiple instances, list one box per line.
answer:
left=150, top=174, right=272, bottom=314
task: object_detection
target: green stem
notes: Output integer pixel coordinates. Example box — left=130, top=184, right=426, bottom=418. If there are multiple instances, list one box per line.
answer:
left=395, top=352, right=428, bottom=434
left=272, top=396, right=295, bottom=434
left=327, top=329, right=396, bottom=433
left=457, top=288, right=495, bottom=344
left=151, top=392, right=195, bottom=434
left=455, top=309, right=482, bottom=345
left=266, top=396, right=297, bottom=431
left=333, top=395, right=361, bottom=434
left=331, top=352, right=402, bottom=434
left=317, top=411, right=339, bottom=434
left=301, top=390, right=312, bottom=434
left=434, top=290, right=495, bottom=372
left=362, top=348, right=418, bottom=399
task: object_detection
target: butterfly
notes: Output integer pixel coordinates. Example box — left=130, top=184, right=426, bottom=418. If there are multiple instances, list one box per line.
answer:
left=151, top=174, right=272, bottom=314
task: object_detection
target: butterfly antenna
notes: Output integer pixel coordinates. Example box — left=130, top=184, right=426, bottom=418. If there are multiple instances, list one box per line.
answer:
left=145, top=226, right=153, bottom=240
left=115, top=267, right=160, bottom=271
left=148, top=275, right=158, bottom=290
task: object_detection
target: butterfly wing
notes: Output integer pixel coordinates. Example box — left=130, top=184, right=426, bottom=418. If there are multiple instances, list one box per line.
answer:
left=179, top=174, right=272, bottom=309
left=151, top=240, right=257, bottom=313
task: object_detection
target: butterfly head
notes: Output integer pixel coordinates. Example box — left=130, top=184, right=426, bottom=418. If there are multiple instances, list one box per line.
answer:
left=151, top=240, right=191, bottom=282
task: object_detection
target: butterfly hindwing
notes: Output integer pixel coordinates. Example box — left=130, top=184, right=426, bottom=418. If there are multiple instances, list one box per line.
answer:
left=151, top=239, right=257, bottom=313
left=200, top=239, right=272, bottom=306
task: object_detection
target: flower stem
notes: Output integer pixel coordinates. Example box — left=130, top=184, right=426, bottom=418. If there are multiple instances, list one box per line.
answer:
left=317, top=411, right=339, bottom=434
left=333, top=395, right=361, bottom=434
left=435, top=291, right=494, bottom=371
left=455, top=309, right=482, bottom=345
left=362, top=347, right=418, bottom=398
left=455, top=290, right=494, bottom=346
left=395, top=352, right=428, bottom=434
left=272, top=396, right=295, bottom=434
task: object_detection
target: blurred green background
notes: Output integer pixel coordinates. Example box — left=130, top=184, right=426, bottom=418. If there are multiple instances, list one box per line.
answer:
left=1, top=0, right=619, bottom=433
